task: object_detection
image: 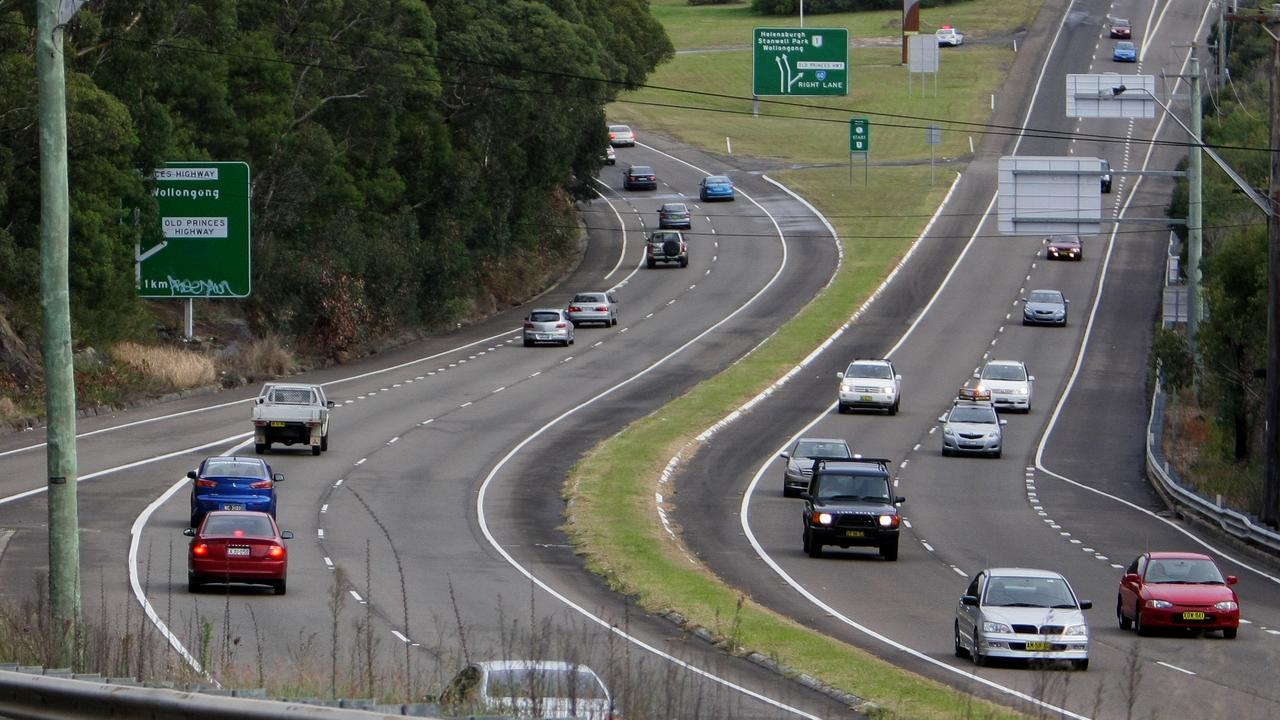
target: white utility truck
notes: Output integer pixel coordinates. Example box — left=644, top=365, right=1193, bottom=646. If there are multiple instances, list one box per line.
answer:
left=252, top=383, right=333, bottom=455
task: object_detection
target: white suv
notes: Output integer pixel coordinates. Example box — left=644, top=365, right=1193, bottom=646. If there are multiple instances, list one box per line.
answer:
left=836, top=359, right=901, bottom=415
left=975, top=360, right=1034, bottom=413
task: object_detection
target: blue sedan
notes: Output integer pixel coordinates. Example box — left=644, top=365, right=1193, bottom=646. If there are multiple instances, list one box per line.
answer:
left=1112, top=41, right=1137, bottom=63
left=699, top=175, right=735, bottom=201
left=189, top=456, right=283, bottom=527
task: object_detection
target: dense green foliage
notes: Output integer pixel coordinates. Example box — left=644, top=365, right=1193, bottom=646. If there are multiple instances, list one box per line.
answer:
left=751, top=0, right=967, bottom=15
left=0, top=1, right=672, bottom=356
left=1160, top=22, right=1273, bottom=464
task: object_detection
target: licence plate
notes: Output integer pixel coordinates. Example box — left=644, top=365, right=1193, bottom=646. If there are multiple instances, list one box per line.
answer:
left=1024, top=641, right=1053, bottom=651
left=269, top=421, right=285, bottom=427
left=223, top=504, right=244, bottom=511
left=537, top=334, right=548, bottom=340
left=1182, top=611, right=1206, bottom=621
left=860, top=395, right=874, bottom=402
left=844, top=530, right=865, bottom=538
left=226, top=547, right=250, bottom=557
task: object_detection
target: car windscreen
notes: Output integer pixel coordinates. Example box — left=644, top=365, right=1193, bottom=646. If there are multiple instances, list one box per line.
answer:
left=202, top=460, right=267, bottom=479
left=609, top=125, right=629, bottom=133
left=572, top=294, right=604, bottom=303
left=1144, top=558, right=1226, bottom=584
left=848, top=363, right=892, bottom=380
left=816, top=474, right=889, bottom=502
left=485, top=668, right=607, bottom=700
left=529, top=312, right=561, bottom=323
left=981, top=364, right=1026, bottom=381
left=630, top=166, right=653, bottom=174
left=706, top=176, right=730, bottom=185
left=949, top=406, right=996, bottom=423
left=202, top=515, right=275, bottom=538
left=794, top=441, right=850, bottom=458
left=984, top=576, right=1077, bottom=608
left=270, top=388, right=314, bottom=404
left=1050, top=236, right=1079, bottom=245
left=1028, top=291, right=1062, bottom=304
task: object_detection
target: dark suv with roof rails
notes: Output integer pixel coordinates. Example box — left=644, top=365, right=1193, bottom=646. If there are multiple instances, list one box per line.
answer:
left=800, top=456, right=905, bottom=560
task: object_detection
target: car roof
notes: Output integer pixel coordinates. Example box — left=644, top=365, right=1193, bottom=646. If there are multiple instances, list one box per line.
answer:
left=984, top=567, right=1067, bottom=579
left=529, top=307, right=565, bottom=315
left=202, top=510, right=275, bottom=520
left=1048, top=234, right=1080, bottom=241
left=1029, top=288, right=1063, bottom=295
left=662, top=202, right=688, bottom=209
left=816, top=458, right=890, bottom=473
left=705, top=175, right=731, bottom=182
left=1147, top=551, right=1213, bottom=561
left=609, top=124, right=630, bottom=130
left=1116, top=41, right=1135, bottom=47
left=849, top=358, right=891, bottom=366
left=984, top=359, right=1024, bottom=367
left=795, top=437, right=849, bottom=445
left=952, top=399, right=996, bottom=409
left=629, top=165, right=653, bottom=172
left=1114, top=18, right=1130, bottom=24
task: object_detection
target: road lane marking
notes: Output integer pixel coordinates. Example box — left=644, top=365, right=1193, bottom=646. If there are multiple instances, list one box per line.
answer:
left=1156, top=661, right=1196, bottom=676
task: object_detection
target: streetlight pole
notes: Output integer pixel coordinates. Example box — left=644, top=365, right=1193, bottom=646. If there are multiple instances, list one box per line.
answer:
left=1188, top=53, right=1204, bottom=355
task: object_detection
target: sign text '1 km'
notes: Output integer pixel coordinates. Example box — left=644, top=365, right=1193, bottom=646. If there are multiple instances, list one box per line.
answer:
left=753, top=27, right=849, bottom=97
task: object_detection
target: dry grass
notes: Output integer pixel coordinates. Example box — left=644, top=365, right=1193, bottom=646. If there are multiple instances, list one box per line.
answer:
left=228, top=335, right=294, bottom=381
left=0, top=396, right=18, bottom=425
left=109, top=342, right=216, bottom=391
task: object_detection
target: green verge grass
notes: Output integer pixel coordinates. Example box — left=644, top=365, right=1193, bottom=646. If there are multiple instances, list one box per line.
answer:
left=566, top=167, right=1022, bottom=720
left=565, top=3, right=1047, bottom=717
left=652, top=0, right=1040, bottom=50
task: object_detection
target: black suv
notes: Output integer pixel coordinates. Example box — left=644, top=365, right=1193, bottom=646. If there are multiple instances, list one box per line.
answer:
left=800, top=457, right=905, bottom=560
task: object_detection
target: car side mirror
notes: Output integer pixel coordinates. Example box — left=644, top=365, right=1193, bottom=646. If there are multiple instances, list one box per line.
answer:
left=895, top=374, right=902, bottom=381
left=1065, top=299, right=1071, bottom=304
left=972, top=371, right=980, bottom=379
left=1122, top=573, right=1141, bottom=585
left=1028, top=375, right=1036, bottom=382
left=836, top=371, right=844, bottom=379
left=183, top=528, right=195, bottom=537
left=255, top=397, right=265, bottom=405
left=939, top=413, right=949, bottom=422
left=961, top=595, right=979, bottom=606
left=779, top=452, right=791, bottom=460
left=326, top=400, right=335, bottom=408
left=281, top=530, right=295, bottom=540
left=186, top=470, right=197, bottom=480
left=1079, top=600, right=1093, bottom=610
left=273, top=473, right=285, bottom=483
left=1227, top=575, right=1239, bottom=585
left=999, top=419, right=1008, bottom=426
left=798, top=492, right=811, bottom=501
left=894, top=496, right=906, bottom=505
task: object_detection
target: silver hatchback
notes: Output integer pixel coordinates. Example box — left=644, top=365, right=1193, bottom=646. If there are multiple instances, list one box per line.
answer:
left=566, top=292, right=618, bottom=327
left=523, top=309, right=575, bottom=347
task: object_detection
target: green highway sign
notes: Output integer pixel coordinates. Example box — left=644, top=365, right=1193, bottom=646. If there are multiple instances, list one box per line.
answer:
left=139, top=161, right=251, bottom=298
left=753, top=27, right=849, bottom=97
left=850, top=118, right=870, bottom=153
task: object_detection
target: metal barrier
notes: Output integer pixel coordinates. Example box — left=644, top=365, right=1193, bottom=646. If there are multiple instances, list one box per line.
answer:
left=1145, top=381, right=1280, bottom=555
left=0, top=668, right=453, bottom=720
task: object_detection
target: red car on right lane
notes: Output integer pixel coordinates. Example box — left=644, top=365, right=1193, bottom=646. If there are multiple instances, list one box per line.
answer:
left=1117, top=551, right=1240, bottom=638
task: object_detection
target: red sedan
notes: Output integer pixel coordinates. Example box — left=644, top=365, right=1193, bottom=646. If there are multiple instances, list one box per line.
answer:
left=185, top=511, right=293, bottom=594
left=1117, top=552, right=1239, bottom=638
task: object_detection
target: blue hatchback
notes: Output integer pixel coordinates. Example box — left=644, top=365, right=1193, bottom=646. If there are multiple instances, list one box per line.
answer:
left=699, top=175, right=735, bottom=201
left=1112, top=41, right=1137, bottom=62
left=188, top=456, right=283, bottom=527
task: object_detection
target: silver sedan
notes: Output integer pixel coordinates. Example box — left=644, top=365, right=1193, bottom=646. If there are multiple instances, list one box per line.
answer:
left=955, top=567, right=1092, bottom=670
left=1022, top=289, right=1069, bottom=326
left=522, top=309, right=575, bottom=347
left=566, top=292, right=618, bottom=327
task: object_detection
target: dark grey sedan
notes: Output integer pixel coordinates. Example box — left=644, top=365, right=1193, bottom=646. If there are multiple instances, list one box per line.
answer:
left=779, top=437, right=852, bottom=497
left=1022, top=289, right=1069, bottom=326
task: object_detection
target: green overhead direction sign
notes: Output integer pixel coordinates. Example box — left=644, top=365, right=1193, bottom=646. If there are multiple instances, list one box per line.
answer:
left=139, top=161, right=251, bottom=298
left=753, top=27, right=849, bottom=97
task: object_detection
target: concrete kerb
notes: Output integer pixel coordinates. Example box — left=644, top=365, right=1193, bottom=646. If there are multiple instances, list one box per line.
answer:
left=639, top=172, right=960, bottom=713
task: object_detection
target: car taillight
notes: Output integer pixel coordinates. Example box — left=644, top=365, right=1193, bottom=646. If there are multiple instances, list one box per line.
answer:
left=194, top=478, right=217, bottom=488
left=595, top=306, right=607, bottom=311
left=192, top=543, right=209, bottom=556
left=267, top=545, right=285, bottom=559
left=253, top=420, right=267, bottom=427
left=556, top=322, right=568, bottom=328
left=249, top=479, right=272, bottom=489
left=306, top=420, right=321, bottom=427
left=569, top=305, right=582, bottom=312
left=524, top=322, right=534, bottom=329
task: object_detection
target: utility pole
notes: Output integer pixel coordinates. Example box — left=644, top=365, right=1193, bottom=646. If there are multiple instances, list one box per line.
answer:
left=1188, top=53, right=1204, bottom=359
left=1226, top=6, right=1280, bottom=527
left=36, top=0, right=81, bottom=660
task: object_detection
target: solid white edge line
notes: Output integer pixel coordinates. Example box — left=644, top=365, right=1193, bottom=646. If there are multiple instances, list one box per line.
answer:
left=1031, top=2, right=1280, bottom=585
left=476, top=172, right=820, bottom=717
left=592, top=186, right=629, bottom=281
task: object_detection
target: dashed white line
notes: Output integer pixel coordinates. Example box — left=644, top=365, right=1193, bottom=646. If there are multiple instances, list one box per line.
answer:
left=1156, top=661, right=1197, bottom=676
left=530, top=371, right=542, bottom=378
left=953, top=567, right=968, bottom=577
left=593, top=341, right=604, bottom=348
left=317, top=529, right=325, bottom=538
left=349, top=590, right=364, bottom=604
left=388, top=436, right=399, bottom=444
left=460, top=401, right=473, bottom=408
left=334, top=478, right=344, bottom=487
left=323, top=557, right=333, bottom=569
left=921, top=541, right=935, bottom=552
left=355, top=458, right=366, bottom=466
left=320, top=504, right=328, bottom=514
left=493, top=386, right=506, bottom=393
left=391, top=630, right=410, bottom=643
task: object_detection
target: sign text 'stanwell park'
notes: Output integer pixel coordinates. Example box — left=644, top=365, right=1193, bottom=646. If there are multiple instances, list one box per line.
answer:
left=139, top=161, right=251, bottom=298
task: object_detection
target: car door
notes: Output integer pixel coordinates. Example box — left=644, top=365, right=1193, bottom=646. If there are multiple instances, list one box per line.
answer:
left=958, top=571, right=985, bottom=649
left=1120, top=554, right=1146, bottom=619
left=607, top=293, right=619, bottom=322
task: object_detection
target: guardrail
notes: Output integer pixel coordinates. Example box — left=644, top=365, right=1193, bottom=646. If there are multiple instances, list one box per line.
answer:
left=1145, top=380, right=1280, bottom=555
left=0, top=666, right=486, bottom=720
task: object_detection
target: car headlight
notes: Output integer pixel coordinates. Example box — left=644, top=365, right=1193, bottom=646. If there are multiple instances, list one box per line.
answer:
left=1063, top=624, right=1088, bottom=636
left=1144, top=599, right=1173, bottom=609
left=1013, top=388, right=1028, bottom=395
left=1215, top=601, right=1239, bottom=612
left=943, top=427, right=955, bottom=436
left=817, top=513, right=833, bottom=525
left=877, top=514, right=898, bottom=528
left=982, top=621, right=1012, bottom=634
left=840, top=384, right=852, bottom=393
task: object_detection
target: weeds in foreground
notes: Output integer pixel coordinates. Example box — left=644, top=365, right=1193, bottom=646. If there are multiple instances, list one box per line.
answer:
left=109, top=342, right=216, bottom=391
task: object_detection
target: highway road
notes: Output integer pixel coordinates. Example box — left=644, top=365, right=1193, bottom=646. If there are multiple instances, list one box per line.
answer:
left=0, top=132, right=860, bottom=715
left=677, top=1, right=1280, bottom=719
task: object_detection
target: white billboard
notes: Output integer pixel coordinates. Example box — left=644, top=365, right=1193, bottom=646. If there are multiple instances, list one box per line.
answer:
left=998, top=156, right=1105, bottom=234
left=1066, top=73, right=1156, bottom=118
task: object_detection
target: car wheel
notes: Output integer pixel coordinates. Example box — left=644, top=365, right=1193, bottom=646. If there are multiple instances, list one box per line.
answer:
left=1117, top=596, right=1132, bottom=630
left=783, top=483, right=796, bottom=499
left=612, top=316, right=618, bottom=326
left=647, top=258, right=656, bottom=269
left=888, top=399, right=899, bottom=416
left=1135, top=607, right=1149, bottom=636
left=942, top=447, right=952, bottom=457
left=679, top=257, right=688, bottom=268
left=571, top=320, right=580, bottom=328
left=972, top=634, right=987, bottom=667
left=1072, top=659, right=1089, bottom=671
left=273, top=579, right=287, bottom=596
left=311, top=444, right=321, bottom=456
left=187, top=574, right=202, bottom=593
left=804, top=529, right=822, bottom=558
left=189, top=512, right=201, bottom=528
left=880, top=538, right=899, bottom=561
left=992, top=449, right=1002, bottom=459
left=321, top=433, right=329, bottom=452
left=523, top=338, right=533, bottom=347
left=255, top=443, right=268, bottom=454
left=954, top=621, right=969, bottom=658
left=836, top=403, right=847, bottom=414
left=1223, top=627, right=1238, bottom=639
